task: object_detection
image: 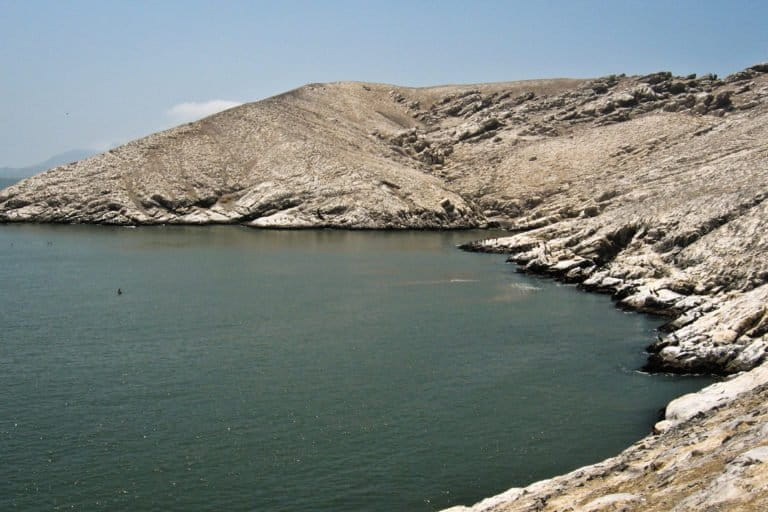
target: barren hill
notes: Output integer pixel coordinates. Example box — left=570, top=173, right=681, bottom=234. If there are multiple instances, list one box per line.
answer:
left=0, top=78, right=583, bottom=228
left=4, top=64, right=768, bottom=511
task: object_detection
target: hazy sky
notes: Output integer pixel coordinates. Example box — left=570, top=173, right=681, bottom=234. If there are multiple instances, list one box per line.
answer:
left=1, top=0, right=766, bottom=167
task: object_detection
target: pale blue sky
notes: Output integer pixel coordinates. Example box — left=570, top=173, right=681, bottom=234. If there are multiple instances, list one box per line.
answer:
left=1, top=0, right=766, bottom=167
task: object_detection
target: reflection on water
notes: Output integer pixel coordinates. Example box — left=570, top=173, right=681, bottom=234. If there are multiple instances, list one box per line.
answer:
left=489, top=282, right=543, bottom=302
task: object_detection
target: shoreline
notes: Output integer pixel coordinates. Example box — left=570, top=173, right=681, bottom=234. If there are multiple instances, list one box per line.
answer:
left=442, top=236, right=768, bottom=511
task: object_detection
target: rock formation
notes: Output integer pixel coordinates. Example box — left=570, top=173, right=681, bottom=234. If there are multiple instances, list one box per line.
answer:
left=3, top=63, right=768, bottom=510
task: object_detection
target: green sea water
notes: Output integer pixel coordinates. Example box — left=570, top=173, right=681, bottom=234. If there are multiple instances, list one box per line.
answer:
left=0, top=225, right=712, bottom=511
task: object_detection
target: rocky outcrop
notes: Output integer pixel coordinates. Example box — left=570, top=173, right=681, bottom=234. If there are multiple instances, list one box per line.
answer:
left=445, top=63, right=768, bottom=511
left=4, top=63, right=768, bottom=510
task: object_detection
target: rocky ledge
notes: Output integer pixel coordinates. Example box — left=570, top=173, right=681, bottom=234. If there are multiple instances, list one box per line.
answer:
left=4, top=63, right=768, bottom=510
left=450, top=230, right=768, bottom=510
left=444, top=368, right=768, bottom=511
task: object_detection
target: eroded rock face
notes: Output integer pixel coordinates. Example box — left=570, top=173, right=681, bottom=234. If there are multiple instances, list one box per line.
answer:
left=449, top=64, right=768, bottom=375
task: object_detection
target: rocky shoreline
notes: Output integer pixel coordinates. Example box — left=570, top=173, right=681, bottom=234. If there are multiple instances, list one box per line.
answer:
left=3, top=63, right=768, bottom=510
left=442, top=374, right=768, bottom=511
left=443, top=236, right=768, bottom=510
left=461, top=233, right=768, bottom=377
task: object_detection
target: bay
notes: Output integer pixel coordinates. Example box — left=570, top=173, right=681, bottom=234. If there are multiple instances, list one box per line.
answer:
left=0, top=225, right=711, bottom=511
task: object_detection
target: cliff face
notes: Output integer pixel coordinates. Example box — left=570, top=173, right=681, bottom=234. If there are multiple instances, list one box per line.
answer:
left=4, top=64, right=768, bottom=510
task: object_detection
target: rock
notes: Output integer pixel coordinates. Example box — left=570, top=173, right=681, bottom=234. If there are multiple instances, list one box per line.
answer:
left=582, top=493, right=642, bottom=511
left=620, top=287, right=683, bottom=314
left=726, top=70, right=756, bottom=83
left=662, top=102, right=679, bottom=112
left=696, top=92, right=714, bottom=106
left=246, top=208, right=315, bottom=228
left=639, top=71, right=673, bottom=85
left=677, top=94, right=696, bottom=108
left=440, top=198, right=456, bottom=214
left=712, top=328, right=739, bottom=344
left=633, top=85, right=659, bottom=102
left=457, top=118, right=503, bottom=141
left=693, top=103, right=709, bottom=115
left=600, top=276, right=624, bottom=288
left=597, top=100, right=616, bottom=114
left=668, top=81, right=687, bottom=94
left=735, top=445, right=768, bottom=464
left=713, top=91, right=733, bottom=109
left=596, top=189, right=619, bottom=202
left=613, top=92, right=637, bottom=107
left=551, top=258, right=589, bottom=273
left=726, top=338, right=767, bottom=372
left=656, top=364, right=768, bottom=432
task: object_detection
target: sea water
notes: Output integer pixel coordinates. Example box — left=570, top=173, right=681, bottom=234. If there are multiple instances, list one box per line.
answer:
left=0, top=225, right=712, bottom=511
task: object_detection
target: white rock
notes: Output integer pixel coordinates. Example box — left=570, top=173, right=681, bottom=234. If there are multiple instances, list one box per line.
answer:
left=247, top=208, right=314, bottom=228
left=581, top=492, right=641, bottom=511
left=726, top=338, right=768, bottom=372
left=656, top=363, right=768, bottom=432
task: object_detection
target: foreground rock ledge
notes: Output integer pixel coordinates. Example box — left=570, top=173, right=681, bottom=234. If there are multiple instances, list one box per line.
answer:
left=443, top=367, right=768, bottom=512
left=3, top=63, right=768, bottom=510
left=447, top=224, right=768, bottom=510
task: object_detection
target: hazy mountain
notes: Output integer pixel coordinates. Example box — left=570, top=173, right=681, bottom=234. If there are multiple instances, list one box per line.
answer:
left=0, top=149, right=94, bottom=178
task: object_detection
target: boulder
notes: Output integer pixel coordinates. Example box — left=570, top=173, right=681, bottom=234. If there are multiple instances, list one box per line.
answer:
left=613, top=92, right=637, bottom=107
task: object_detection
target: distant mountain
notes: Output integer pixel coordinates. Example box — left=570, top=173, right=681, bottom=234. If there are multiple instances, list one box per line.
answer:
left=0, top=149, right=94, bottom=178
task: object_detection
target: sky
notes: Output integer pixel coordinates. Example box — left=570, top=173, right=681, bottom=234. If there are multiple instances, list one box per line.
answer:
left=1, top=0, right=766, bottom=167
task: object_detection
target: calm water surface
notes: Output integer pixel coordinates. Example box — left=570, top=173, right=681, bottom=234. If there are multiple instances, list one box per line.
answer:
left=0, top=225, right=711, bottom=511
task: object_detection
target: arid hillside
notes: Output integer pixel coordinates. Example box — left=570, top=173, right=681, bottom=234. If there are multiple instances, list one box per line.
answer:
left=0, top=78, right=584, bottom=228
left=2, top=67, right=766, bottom=234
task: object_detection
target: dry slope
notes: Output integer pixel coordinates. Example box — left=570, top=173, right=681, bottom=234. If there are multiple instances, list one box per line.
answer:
left=0, top=78, right=581, bottom=228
